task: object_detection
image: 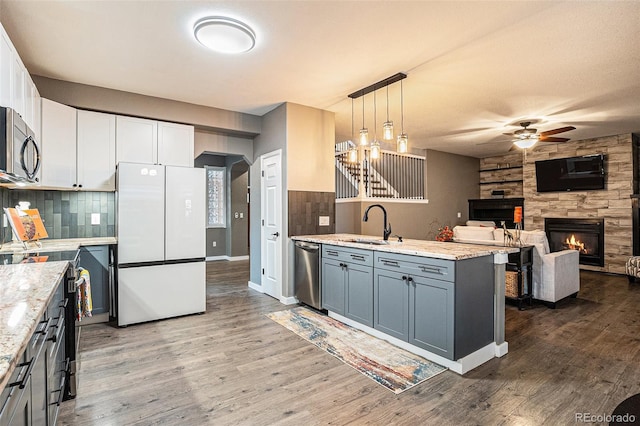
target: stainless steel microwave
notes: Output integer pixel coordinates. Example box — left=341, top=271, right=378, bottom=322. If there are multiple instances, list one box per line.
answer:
left=0, top=106, right=40, bottom=185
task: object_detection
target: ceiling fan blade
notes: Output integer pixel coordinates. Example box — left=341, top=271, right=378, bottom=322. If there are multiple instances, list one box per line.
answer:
left=539, top=126, right=576, bottom=136
left=539, top=136, right=570, bottom=143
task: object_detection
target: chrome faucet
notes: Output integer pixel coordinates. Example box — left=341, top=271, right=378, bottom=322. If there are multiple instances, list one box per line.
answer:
left=363, top=204, right=392, bottom=241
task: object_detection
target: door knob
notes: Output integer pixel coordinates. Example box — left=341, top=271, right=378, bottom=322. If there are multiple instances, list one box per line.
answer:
left=271, top=232, right=280, bottom=238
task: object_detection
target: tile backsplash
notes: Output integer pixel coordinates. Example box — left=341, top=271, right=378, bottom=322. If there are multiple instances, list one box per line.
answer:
left=0, top=187, right=115, bottom=244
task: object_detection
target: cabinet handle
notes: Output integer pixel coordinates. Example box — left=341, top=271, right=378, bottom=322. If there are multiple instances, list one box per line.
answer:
left=381, top=259, right=399, bottom=267
left=37, top=317, right=52, bottom=337
left=9, top=358, right=34, bottom=389
left=72, top=184, right=77, bottom=187
left=420, top=266, right=443, bottom=275
left=350, top=254, right=366, bottom=261
left=59, top=298, right=69, bottom=308
left=52, top=375, right=67, bottom=407
left=339, top=262, right=347, bottom=268
left=408, top=277, right=414, bottom=283
left=402, top=275, right=408, bottom=281
left=326, top=251, right=339, bottom=256
left=78, top=184, right=83, bottom=188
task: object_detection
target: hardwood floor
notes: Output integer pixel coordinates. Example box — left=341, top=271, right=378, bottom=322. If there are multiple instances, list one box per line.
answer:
left=59, top=261, right=640, bottom=425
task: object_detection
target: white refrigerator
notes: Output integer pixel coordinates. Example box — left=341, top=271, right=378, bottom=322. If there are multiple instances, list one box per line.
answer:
left=116, top=162, right=206, bottom=326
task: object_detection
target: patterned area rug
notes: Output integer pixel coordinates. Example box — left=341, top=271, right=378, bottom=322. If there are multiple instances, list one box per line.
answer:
left=266, top=307, right=447, bottom=394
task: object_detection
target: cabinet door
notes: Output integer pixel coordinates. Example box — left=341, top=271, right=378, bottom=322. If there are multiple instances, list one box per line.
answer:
left=40, top=98, right=77, bottom=188
left=409, top=275, right=454, bottom=360
left=157, top=121, right=194, bottom=167
left=373, top=268, right=409, bottom=341
left=79, top=246, right=110, bottom=316
left=115, top=115, right=157, bottom=164
left=345, top=262, right=373, bottom=327
left=0, top=27, right=12, bottom=108
left=11, top=56, right=24, bottom=118
left=321, top=258, right=345, bottom=314
left=77, top=110, right=116, bottom=190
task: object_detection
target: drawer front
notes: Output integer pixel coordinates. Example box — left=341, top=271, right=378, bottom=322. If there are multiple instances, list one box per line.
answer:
left=374, top=252, right=455, bottom=282
left=322, top=245, right=373, bottom=266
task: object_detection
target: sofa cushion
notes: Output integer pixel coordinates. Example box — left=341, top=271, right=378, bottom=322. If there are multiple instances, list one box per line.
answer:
left=465, top=220, right=496, bottom=228
left=453, top=225, right=496, bottom=241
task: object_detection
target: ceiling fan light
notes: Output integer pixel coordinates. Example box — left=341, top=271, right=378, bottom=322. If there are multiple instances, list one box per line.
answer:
left=194, top=16, right=256, bottom=54
left=383, top=121, right=394, bottom=140
left=397, top=133, right=408, bottom=153
left=514, top=139, right=538, bottom=149
left=359, top=128, right=369, bottom=146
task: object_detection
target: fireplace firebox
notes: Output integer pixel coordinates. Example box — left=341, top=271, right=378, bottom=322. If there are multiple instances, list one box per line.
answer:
left=545, top=218, right=605, bottom=267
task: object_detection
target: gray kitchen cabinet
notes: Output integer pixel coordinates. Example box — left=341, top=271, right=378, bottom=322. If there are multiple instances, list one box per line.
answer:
left=409, top=274, right=454, bottom=359
left=0, top=275, right=65, bottom=426
left=373, top=268, right=409, bottom=341
left=321, top=257, right=345, bottom=315
left=374, top=251, right=493, bottom=361
left=79, top=245, right=110, bottom=316
left=321, top=245, right=373, bottom=327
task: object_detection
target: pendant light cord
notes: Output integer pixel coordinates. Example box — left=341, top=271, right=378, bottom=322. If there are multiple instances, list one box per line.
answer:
left=400, top=80, right=404, bottom=132
left=386, top=85, right=390, bottom=121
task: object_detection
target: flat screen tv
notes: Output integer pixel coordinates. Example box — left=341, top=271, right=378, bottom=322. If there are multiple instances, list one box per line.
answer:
left=535, top=154, right=606, bottom=192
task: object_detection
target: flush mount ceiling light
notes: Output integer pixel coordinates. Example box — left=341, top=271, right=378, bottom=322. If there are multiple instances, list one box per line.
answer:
left=194, top=16, right=256, bottom=54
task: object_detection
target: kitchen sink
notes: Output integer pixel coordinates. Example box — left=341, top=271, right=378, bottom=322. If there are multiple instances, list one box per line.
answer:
left=343, top=238, right=390, bottom=245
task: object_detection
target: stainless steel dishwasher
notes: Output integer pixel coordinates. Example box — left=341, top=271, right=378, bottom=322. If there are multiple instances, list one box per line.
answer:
left=294, top=241, right=321, bottom=310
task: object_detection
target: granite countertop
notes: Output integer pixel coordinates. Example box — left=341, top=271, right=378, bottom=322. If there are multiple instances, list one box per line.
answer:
left=0, top=261, right=70, bottom=390
left=0, top=237, right=117, bottom=254
left=292, top=233, right=518, bottom=260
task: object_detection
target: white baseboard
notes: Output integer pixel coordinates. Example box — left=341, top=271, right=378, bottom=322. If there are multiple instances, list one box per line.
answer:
left=248, top=281, right=263, bottom=292
left=495, top=342, right=509, bottom=357
left=228, top=255, right=249, bottom=261
left=206, top=256, right=227, bottom=261
left=329, top=312, right=507, bottom=375
left=207, top=255, right=250, bottom=262
left=280, top=296, right=298, bottom=305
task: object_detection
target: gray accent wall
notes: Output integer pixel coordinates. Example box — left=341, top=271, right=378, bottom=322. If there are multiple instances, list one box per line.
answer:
left=249, top=103, right=287, bottom=286
left=336, top=149, right=480, bottom=240
left=230, top=162, right=249, bottom=257
left=0, top=188, right=115, bottom=244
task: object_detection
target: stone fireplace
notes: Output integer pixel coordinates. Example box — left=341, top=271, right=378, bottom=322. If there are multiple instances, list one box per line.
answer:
left=545, top=218, right=605, bottom=267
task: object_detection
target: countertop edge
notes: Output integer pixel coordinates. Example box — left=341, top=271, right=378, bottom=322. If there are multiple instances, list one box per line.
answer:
left=292, top=233, right=518, bottom=260
left=0, top=237, right=117, bottom=253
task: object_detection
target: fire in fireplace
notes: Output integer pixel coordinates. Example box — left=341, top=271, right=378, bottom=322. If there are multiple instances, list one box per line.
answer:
left=545, top=218, right=605, bottom=267
left=564, top=234, right=587, bottom=253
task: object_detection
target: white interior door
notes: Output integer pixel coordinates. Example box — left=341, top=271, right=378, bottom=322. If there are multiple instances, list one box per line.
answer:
left=261, top=150, right=282, bottom=300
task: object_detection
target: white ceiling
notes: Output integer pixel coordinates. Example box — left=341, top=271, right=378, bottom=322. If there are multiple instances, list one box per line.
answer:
left=1, top=1, right=639, bottom=158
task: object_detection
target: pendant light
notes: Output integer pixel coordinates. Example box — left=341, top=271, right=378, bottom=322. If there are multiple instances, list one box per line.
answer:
left=359, top=93, right=369, bottom=146
left=371, top=90, right=381, bottom=159
left=348, top=98, right=358, bottom=163
left=382, top=85, right=394, bottom=140
left=397, top=79, right=408, bottom=153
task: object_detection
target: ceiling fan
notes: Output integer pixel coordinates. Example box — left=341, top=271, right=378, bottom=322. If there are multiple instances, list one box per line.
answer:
left=508, top=121, right=576, bottom=149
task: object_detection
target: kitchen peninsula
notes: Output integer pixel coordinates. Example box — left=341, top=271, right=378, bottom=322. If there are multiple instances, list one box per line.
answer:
left=292, top=233, right=517, bottom=374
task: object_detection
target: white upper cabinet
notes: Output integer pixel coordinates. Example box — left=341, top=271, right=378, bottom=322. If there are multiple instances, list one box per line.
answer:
left=0, top=28, right=13, bottom=108
left=157, top=121, right=195, bottom=167
left=116, top=115, right=158, bottom=165
left=40, top=98, right=77, bottom=188
left=41, top=100, right=117, bottom=190
left=116, top=116, right=194, bottom=167
left=77, top=110, right=116, bottom=191
left=0, top=23, right=41, bottom=133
